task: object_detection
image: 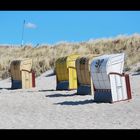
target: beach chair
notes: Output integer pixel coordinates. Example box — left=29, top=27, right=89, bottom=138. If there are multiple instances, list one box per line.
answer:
left=55, top=54, right=80, bottom=90
left=76, top=55, right=100, bottom=95
left=10, top=58, right=35, bottom=89
left=90, top=53, right=132, bottom=103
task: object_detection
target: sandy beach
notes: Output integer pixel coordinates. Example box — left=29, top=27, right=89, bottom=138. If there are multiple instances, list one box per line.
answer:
left=0, top=70, right=140, bottom=129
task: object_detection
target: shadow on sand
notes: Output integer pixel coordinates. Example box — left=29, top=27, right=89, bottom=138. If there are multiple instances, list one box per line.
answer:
left=54, top=99, right=98, bottom=105
left=39, top=89, right=56, bottom=92
left=55, top=98, right=111, bottom=105
left=0, top=88, right=12, bottom=90
left=132, top=72, right=140, bottom=76
left=46, top=93, right=77, bottom=98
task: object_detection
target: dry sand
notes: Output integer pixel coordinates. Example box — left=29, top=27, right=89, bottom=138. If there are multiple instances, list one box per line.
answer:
left=0, top=70, right=140, bottom=129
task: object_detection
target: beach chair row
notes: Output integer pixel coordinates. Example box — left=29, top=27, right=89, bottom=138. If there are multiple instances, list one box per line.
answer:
left=9, top=53, right=132, bottom=103
left=55, top=53, right=132, bottom=103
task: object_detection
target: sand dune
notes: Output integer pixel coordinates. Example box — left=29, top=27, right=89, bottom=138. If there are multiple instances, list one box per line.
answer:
left=0, top=70, right=140, bottom=129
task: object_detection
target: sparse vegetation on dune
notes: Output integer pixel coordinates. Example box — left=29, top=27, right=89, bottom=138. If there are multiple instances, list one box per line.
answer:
left=0, top=34, right=140, bottom=79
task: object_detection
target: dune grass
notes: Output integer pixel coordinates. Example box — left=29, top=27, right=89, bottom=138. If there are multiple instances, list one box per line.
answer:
left=0, top=34, right=140, bottom=79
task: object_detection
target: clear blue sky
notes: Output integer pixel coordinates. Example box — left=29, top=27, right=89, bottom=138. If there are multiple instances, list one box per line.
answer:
left=0, top=11, right=140, bottom=45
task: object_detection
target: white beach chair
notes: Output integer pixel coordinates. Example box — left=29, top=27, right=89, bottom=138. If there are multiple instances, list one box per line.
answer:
left=90, top=53, right=132, bottom=103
